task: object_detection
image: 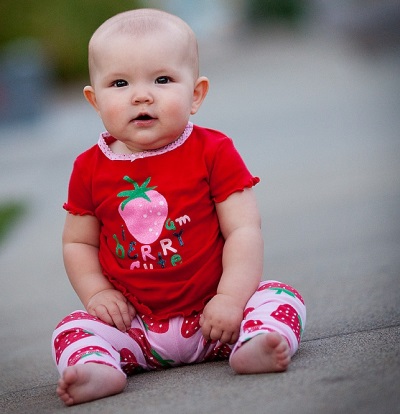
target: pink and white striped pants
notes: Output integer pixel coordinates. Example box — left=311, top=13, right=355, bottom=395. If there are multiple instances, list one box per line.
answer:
left=52, top=280, right=306, bottom=376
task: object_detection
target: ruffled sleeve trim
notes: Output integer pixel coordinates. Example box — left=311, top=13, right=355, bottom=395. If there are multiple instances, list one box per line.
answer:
left=213, top=176, right=260, bottom=203
left=63, top=202, right=95, bottom=216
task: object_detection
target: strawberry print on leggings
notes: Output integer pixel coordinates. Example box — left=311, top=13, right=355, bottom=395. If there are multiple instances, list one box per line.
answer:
left=271, top=304, right=303, bottom=343
left=127, top=328, right=174, bottom=369
left=257, top=281, right=305, bottom=304
left=52, top=281, right=306, bottom=376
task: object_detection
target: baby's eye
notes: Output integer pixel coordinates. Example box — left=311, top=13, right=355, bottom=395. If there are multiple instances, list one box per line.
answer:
left=155, top=76, right=172, bottom=84
left=112, top=79, right=128, bottom=88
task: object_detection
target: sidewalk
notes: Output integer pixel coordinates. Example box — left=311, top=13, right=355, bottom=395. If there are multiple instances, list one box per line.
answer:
left=0, top=29, right=399, bottom=413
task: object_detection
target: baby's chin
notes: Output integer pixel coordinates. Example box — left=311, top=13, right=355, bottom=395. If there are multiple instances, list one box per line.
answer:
left=129, top=136, right=184, bottom=153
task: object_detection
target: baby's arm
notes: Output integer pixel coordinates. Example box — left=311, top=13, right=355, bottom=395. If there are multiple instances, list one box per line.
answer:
left=62, top=213, right=136, bottom=331
left=200, top=188, right=263, bottom=344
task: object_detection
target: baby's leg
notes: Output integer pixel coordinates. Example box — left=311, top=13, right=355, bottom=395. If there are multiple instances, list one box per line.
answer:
left=230, top=280, right=306, bottom=374
left=52, top=311, right=137, bottom=405
left=57, top=363, right=126, bottom=406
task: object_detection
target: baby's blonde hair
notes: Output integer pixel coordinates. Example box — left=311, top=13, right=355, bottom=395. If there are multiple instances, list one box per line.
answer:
left=88, top=8, right=200, bottom=82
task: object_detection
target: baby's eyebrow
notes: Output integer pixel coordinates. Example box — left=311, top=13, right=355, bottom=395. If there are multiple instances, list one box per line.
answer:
left=107, top=71, right=128, bottom=79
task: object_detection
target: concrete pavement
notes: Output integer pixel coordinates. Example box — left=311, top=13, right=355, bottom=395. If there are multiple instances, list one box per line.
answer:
left=0, top=28, right=399, bottom=413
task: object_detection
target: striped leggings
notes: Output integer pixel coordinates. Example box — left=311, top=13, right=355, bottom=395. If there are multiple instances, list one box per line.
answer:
left=52, top=280, right=306, bottom=376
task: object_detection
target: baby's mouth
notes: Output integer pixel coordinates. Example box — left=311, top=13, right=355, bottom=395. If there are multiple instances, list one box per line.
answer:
left=134, top=113, right=154, bottom=121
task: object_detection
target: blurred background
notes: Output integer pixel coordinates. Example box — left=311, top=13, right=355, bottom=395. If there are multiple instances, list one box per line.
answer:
left=1, top=2, right=400, bottom=410
left=1, top=0, right=399, bottom=122
left=0, top=0, right=399, bottom=335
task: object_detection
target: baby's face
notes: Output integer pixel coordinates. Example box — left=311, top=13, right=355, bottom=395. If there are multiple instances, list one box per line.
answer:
left=87, top=29, right=201, bottom=152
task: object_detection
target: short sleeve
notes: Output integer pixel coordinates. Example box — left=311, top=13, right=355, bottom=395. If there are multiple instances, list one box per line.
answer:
left=63, top=152, right=96, bottom=216
left=208, top=135, right=260, bottom=203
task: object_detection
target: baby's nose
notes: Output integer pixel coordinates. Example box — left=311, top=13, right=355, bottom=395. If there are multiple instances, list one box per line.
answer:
left=132, top=87, right=153, bottom=104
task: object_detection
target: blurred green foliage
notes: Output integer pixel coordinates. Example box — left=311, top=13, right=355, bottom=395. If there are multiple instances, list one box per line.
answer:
left=247, top=0, right=306, bottom=25
left=0, top=1, right=307, bottom=82
left=0, top=0, right=141, bottom=82
left=0, top=201, right=26, bottom=245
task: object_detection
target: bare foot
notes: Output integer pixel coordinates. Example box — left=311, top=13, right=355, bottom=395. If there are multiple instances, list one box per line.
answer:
left=56, top=363, right=126, bottom=406
left=230, top=332, right=291, bottom=374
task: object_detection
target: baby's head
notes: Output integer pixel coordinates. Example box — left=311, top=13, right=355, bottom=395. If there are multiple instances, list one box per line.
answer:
left=88, top=8, right=200, bottom=84
left=84, top=9, right=209, bottom=152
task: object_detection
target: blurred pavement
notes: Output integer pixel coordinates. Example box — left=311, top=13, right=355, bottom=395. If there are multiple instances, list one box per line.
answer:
left=0, top=27, right=399, bottom=413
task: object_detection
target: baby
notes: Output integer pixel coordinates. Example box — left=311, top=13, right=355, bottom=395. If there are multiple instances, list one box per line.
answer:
left=52, top=8, right=306, bottom=406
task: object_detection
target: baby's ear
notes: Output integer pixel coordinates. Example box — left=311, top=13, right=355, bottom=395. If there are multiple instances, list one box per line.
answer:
left=83, top=86, right=100, bottom=113
left=191, top=76, right=209, bottom=115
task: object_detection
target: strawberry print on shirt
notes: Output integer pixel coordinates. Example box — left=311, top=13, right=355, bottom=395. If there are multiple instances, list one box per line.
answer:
left=117, top=176, right=168, bottom=244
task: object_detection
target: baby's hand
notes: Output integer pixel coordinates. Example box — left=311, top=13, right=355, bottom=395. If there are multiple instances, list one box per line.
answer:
left=200, top=294, right=243, bottom=344
left=86, top=288, right=136, bottom=332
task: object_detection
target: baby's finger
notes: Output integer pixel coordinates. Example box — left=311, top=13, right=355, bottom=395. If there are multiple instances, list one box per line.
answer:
left=91, top=305, right=114, bottom=326
left=118, top=303, right=134, bottom=330
left=200, top=322, right=212, bottom=341
left=209, top=326, right=223, bottom=342
left=219, top=330, right=234, bottom=344
left=229, top=330, right=240, bottom=345
left=106, top=304, right=129, bottom=332
left=127, top=301, right=137, bottom=320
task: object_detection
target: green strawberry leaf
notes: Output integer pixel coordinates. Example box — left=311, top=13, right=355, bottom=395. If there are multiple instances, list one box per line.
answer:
left=117, top=176, right=157, bottom=210
left=151, top=349, right=174, bottom=367
left=268, top=287, right=296, bottom=298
